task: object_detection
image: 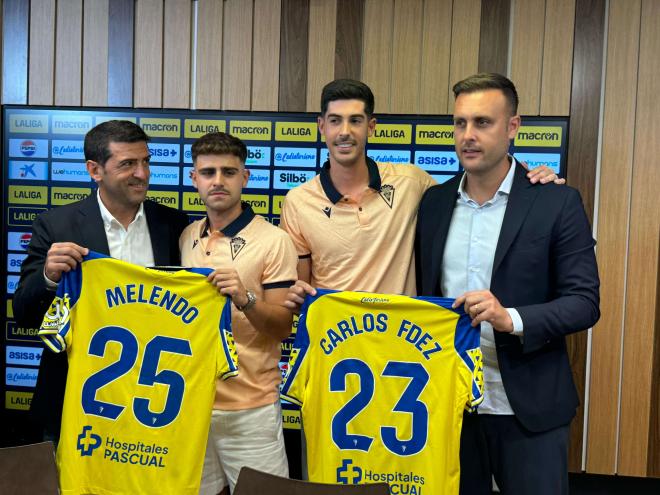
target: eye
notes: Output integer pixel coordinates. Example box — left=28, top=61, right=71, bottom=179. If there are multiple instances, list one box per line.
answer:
left=454, top=120, right=466, bottom=128
left=477, top=118, right=490, bottom=127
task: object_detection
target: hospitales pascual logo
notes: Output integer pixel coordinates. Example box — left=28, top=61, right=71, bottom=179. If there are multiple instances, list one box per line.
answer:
left=7, top=253, right=27, bottom=273
left=274, top=170, right=317, bottom=190
left=9, top=114, right=49, bottom=133
left=229, top=120, right=272, bottom=140
left=148, top=143, right=180, bottom=163
left=415, top=125, right=454, bottom=145
left=514, top=126, right=562, bottom=147
left=246, top=170, right=271, bottom=189
left=51, top=187, right=91, bottom=206
left=275, top=122, right=317, bottom=142
left=184, top=119, right=226, bottom=138
left=246, top=146, right=271, bottom=166
left=367, top=149, right=411, bottom=164
left=51, top=140, right=85, bottom=159
left=368, top=124, right=412, bottom=144
left=8, top=231, right=33, bottom=251
left=9, top=139, right=49, bottom=158
left=77, top=426, right=102, bottom=457
left=274, top=147, right=317, bottom=168
left=51, top=162, right=92, bottom=182
left=52, top=115, right=93, bottom=134
left=8, top=186, right=48, bottom=205
left=414, top=151, right=460, bottom=172
left=9, top=161, right=49, bottom=180
left=337, top=459, right=362, bottom=484
left=140, top=118, right=181, bottom=137
left=149, top=166, right=180, bottom=186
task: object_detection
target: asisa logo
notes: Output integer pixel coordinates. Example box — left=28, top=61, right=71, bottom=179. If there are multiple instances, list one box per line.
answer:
left=20, top=140, right=37, bottom=156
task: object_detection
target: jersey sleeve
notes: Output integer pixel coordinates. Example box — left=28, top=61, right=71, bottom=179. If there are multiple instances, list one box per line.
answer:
left=38, top=263, right=84, bottom=353
left=280, top=295, right=314, bottom=405
left=279, top=192, right=312, bottom=258
left=454, top=312, right=484, bottom=411
left=216, top=295, right=239, bottom=380
left=262, top=229, right=298, bottom=288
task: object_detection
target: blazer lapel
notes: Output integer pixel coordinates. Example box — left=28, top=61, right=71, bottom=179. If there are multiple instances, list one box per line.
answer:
left=492, top=164, right=540, bottom=275
left=144, top=201, right=171, bottom=265
left=77, top=193, right=110, bottom=254
left=430, top=178, right=461, bottom=293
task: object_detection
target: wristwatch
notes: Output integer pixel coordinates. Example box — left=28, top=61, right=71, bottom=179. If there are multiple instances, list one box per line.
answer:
left=235, top=289, right=257, bottom=312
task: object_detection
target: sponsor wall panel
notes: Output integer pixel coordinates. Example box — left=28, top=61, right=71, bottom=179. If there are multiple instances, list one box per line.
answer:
left=2, top=107, right=568, bottom=420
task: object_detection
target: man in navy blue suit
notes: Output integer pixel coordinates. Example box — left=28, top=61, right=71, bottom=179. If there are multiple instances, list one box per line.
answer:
left=415, top=73, right=600, bottom=495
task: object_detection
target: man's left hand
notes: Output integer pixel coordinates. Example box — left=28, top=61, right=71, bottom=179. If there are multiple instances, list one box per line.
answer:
left=453, top=290, right=513, bottom=332
left=208, top=268, right=249, bottom=307
left=525, top=164, right=566, bottom=184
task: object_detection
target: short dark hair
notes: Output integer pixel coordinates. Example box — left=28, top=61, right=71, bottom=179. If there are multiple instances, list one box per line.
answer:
left=321, top=79, right=375, bottom=117
left=84, top=120, right=149, bottom=165
left=191, top=132, right=247, bottom=164
left=452, top=73, right=519, bottom=115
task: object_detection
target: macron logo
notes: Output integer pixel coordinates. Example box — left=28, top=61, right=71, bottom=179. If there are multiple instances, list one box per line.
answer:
left=323, top=206, right=332, bottom=218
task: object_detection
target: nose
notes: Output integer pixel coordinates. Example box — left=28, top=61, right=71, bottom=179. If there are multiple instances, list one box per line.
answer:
left=339, top=119, right=350, bottom=137
left=462, top=122, right=476, bottom=142
left=133, top=161, right=149, bottom=181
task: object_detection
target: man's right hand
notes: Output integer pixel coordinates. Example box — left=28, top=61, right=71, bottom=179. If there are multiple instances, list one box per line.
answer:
left=44, top=243, right=89, bottom=283
left=283, top=280, right=316, bottom=313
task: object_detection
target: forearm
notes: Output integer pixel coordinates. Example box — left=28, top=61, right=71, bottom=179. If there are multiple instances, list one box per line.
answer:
left=243, top=302, right=294, bottom=341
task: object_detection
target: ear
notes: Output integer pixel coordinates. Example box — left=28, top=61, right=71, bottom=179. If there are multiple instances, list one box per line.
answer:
left=242, top=168, right=250, bottom=188
left=368, top=117, right=377, bottom=137
left=508, top=115, right=521, bottom=140
left=86, top=160, right=102, bottom=183
left=317, top=115, right=325, bottom=137
left=190, top=167, right=199, bottom=190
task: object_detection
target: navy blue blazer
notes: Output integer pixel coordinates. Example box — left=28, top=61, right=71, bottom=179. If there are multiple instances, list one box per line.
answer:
left=415, top=163, right=600, bottom=432
left=13, top=193, right=190, bottom=438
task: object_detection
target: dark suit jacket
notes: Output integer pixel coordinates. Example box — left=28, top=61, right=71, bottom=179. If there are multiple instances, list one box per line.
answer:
left=415, top=164, right=600, bottom=433
left=13, top=193, right=190, bottom=438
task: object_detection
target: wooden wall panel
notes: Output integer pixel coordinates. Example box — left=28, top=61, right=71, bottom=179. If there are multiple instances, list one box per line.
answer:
left=510, top=0, right=545, bottom=115
left=251, top=0, right=281, bottom=111
left=82, top=0, right=109, bottom=107
left=362, top=0, right=394, bottom=113
left=107, top=0, right=134, bottom=107
left=223, top=0, right=253, bottom=110
left=306, top=0, right=336, bottom=112
left=196, top=0, right=223, bottom=110
left=2, top=0, right=28, bottom=104
left=540, top=0, right=575, bottom=115
left=28, top=0, right=55, bottom=105
left=390, top=0, right=423, bottom=114
left=619, top=0, right=660, bottom=477
left=334, top=0, right=363, bottom=81
left=419, top=0, right=452, bottom=114
left=55, top=0, right=82, bottom=106
left=134, top=0, right=163, bottom=108
left=447, top=0, right=481, bottom=113
left=586, top=0, right=639, bottom=475
left=279, top=0, right=309, bottom=112
left=163, top=0, right=191, bottom=109
left=564, top=0, right=606, bottom=472
left=478, top=0, right=509, bottom=74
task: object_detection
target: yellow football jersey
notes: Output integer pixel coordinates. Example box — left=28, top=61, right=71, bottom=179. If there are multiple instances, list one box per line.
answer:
left=281, top=289, right=483, bottom=495
left=39, top=253, right=238, bottom=495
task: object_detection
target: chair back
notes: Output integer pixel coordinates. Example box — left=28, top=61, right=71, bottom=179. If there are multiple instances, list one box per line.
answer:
left=0, top=441, right=59, bottom=494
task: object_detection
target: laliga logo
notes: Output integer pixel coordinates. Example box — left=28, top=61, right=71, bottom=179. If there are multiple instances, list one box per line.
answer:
left=77, top=426, right=102, bottom=457
left=337, top=459, right=362, bottom=484
left=20, top=140, right=36, bottom=156
left=20, top=233, right=32, bottom=249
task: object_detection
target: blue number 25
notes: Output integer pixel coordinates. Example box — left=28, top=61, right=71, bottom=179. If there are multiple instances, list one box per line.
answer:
left=330, top=359, right=429, bottom=456
left=81, top=326, right=192, bottom=428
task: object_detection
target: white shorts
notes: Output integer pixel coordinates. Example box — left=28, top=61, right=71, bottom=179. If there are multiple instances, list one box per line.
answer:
left=199, top=401, right=289, bottom=494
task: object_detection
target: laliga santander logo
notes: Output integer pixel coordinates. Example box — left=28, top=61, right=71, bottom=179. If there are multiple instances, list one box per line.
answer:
left=20, top=233, right=32, bottom=249
left=20, top=140, right=37, bottom=157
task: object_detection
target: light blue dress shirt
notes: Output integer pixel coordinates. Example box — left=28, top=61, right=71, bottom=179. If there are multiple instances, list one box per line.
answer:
left=441, top=159, right=523, bottom=415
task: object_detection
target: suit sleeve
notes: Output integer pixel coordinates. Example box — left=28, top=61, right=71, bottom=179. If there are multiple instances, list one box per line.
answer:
left=13, top=214, right=58, bottom=328
left=516, top=189, right=600, bottom=353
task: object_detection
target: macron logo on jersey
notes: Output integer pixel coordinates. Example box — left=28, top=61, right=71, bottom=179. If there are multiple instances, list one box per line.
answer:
left=337, top=459, right=362, bottom=484
left=77, top=426, right=102, bottom=457
left=323, top=206, right=331, bottom=218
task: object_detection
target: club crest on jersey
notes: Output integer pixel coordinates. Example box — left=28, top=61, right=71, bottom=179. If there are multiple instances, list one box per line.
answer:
left=379, top=184, right=395, bottom=208
left=230, top=237, right=246, bottom=260
left=322, top=206, right=332, bottom=218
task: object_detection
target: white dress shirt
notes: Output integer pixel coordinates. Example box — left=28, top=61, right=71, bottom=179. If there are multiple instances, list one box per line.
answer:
left=441, top=159, right=523, bottom=415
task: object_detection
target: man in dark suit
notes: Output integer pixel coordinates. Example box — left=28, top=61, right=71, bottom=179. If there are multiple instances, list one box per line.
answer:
left=13, top=120, right=190, bottom=442
left=415, top=73, right=600, bottom=495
